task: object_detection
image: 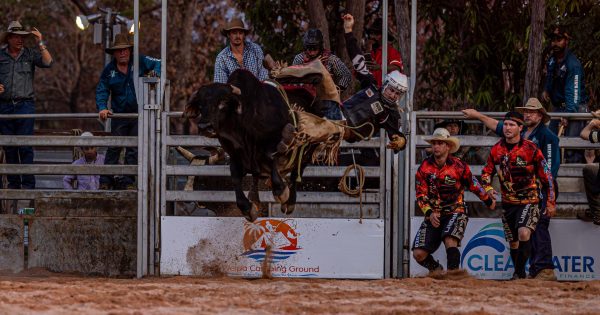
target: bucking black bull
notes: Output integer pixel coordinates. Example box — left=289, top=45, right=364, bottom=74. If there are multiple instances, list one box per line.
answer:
left=184, top=69, right=313, bottom=221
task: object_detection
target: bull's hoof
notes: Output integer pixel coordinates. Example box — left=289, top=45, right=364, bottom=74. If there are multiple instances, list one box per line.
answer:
left=281, top=203, right=296, bottom=215
left=242, top=203, right=260, bottom=222
left=273, top=186, right=290, bottom=205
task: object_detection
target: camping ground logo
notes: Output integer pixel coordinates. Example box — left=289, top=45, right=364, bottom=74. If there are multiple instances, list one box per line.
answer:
left=242, top=219, right=300, bottom=263
left=460, top=222, right=514, bottom=279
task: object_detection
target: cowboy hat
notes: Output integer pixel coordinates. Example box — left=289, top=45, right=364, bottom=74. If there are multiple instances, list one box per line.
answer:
left=220, top=18, right=250, bottom=37
left=0, top=21, right=33, bottom=44
left=425, top=128, right=461, bottom=154
left=515, top=97, right=551, bottom=124
left=105, top=33, right=133, bottom=54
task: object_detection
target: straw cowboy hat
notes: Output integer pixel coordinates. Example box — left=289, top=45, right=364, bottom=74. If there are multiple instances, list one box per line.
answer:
left=0, top=21, right=33, bottom=44
left=220, top=18, right=250, bottom=37
left=105, top=33, right=133, bottom=54
left=425, top=128, right=461, bottom=154
left=515, top=97, right=551, bottom=124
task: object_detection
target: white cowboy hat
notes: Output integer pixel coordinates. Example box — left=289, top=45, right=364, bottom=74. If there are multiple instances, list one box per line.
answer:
left=0, top=21, right=33, bottom=44
left=425, top=128, right=461, bottom=154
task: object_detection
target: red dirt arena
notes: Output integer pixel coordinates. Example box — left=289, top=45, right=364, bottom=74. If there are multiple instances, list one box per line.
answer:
left=1, top=269, right=599, bottom=314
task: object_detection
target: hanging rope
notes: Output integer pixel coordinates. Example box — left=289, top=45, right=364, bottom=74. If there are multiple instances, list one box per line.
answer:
left=338, top=150, right=366, bottom=223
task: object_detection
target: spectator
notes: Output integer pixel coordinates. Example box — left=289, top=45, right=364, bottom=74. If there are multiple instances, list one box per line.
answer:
left=96, top=34, right=160, bottom=190
left=364, top=18, right=403, bottom=87
left=0, top=21, right=53, bottom=189
left=63, top=132, right=105, bottom=190
left=292, top=28, right=351, bottom=119
left=542, top=25, right=588, bottom=163
left=214, top=18, right=268, bottom=83
left=578, top=118, right=600, bottom=225
left=432, top=119, right=487, bottom=165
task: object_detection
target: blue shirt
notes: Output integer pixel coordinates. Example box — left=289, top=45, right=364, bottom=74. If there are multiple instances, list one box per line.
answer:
left=95, top=55, right=161, bottom=113
left=544, top=49, right=587, bottom=112
left=213, top=40, right=268, bottom=83
left=495, top=121, right=560, bottom=179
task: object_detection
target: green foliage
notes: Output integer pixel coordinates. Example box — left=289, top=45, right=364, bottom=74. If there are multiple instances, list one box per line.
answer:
left=235, top=0, right=307, bottom=63
left=417, top=0, right=600, bottom=111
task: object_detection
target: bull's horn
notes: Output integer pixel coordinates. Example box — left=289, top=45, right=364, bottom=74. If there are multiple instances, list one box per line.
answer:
left=230, top=85, right=241, bottom=95
left=176, top=146, right=196, bottom=162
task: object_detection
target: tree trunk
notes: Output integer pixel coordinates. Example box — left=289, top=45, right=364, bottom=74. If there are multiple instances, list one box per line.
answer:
left=523, top=0, right=545, bottom=104
left=394, top=0, right=411, bottom=74
left=306, top=0, right=330, bottom=50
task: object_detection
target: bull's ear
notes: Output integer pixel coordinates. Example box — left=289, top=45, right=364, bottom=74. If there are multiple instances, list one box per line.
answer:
left=229, top=85, right=241, bottom=95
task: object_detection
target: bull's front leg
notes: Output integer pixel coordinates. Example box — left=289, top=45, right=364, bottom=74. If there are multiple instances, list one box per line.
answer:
left=230, top=158, right=258, bottom=222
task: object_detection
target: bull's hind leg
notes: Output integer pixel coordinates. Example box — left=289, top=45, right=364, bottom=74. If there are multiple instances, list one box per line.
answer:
left=230, top=160, right=259, bottom=222
left=280, top=163, right=306, bottom=215
left=271, top=159, right=290, bottom=205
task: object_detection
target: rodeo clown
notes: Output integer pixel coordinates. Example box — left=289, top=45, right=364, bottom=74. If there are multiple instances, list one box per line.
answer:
left=341, top=14, right=407, bottom=152
left=481, top=111, right=556, bottom=280
left=412, top=128, right=497, bottom=273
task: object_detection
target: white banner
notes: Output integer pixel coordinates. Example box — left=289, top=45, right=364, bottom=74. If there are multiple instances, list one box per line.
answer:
left=161, top=217, right=385, bottom=279
left=410, top=217, right=600, bottom=281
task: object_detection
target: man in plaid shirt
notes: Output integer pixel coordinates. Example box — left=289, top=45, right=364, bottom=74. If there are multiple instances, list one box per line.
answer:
left=481, top=111, right=556, bottom=280
left=214, top=18, right=268, bottom=83
left=412, top=128, right=496, bottom=273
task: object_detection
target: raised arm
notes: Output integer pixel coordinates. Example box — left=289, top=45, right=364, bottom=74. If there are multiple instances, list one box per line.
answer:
left=343, top=14, right=377, bottom=89
left=462, top=109, right=500, bottom=133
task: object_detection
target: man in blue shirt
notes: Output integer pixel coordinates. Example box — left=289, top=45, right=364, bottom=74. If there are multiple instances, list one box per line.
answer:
left=463, top=98, right=560, bottom=280
left=95, top=34, right=160, bottom=189
left=213, top=18, right=268, bottom=83
left=542, top=26, right=587, bottom=163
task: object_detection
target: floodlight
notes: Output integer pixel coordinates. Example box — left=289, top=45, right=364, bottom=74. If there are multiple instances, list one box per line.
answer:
left=76, top=13, right=102, bottom=30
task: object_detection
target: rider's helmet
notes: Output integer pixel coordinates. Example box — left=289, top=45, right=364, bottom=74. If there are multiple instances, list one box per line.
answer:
left=303, top=29, right=324, bottom=59
left=380, top=70, right=408, bottom=106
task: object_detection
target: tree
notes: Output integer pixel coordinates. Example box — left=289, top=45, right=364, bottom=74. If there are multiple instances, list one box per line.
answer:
left=524, top=0, right=546, bottom=103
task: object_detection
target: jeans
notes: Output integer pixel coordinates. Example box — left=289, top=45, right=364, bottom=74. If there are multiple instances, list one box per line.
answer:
left=100, top=118, right=138, bottom=188
left=529, top=214, right=554, bottom=277
left=583, top=164, right=600, bottom=218
left=0, top=100, right=35, bottom=189
left=322, top=100, right=342, bottom=120
left=549, top=104, right=587, bottom=163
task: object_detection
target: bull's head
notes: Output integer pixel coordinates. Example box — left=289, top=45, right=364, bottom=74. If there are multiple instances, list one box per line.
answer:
left=184, top=83, right=242, bottom=138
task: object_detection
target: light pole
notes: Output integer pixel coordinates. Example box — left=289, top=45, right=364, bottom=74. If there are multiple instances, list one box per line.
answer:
left=76, top=8, right=135, bottom=66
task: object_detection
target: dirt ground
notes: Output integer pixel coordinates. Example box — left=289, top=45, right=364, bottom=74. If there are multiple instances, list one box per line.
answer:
left=0, top=269, right=599, bottom=315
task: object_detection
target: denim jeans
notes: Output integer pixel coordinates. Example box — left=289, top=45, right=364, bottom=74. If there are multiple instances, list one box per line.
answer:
left=100, top=118, right=138, bottom=188
left=549, top=104, right=587, bottom=163
left=322, top=100, right=342, bottom=120
left=0, top=100, right=35, bottom=189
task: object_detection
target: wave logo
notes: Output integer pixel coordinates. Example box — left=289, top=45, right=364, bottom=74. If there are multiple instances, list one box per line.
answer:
left=461, top=223, right=513, bottom=272
left=241, top=219, right=300, bottom=262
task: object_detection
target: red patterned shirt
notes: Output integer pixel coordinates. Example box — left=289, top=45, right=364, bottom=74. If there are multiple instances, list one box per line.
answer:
left=481, top=138, right=555, bottom=207
left=416, top=156, right=491, bottom=215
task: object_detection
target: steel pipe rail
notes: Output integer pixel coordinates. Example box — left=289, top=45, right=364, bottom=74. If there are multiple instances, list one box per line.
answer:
left=0, top=136, right=138, bottom=147
left=0, top=113, right=138, bottom=120
left=165, top=190, right=380, bottom=203
left=1, top=189, right=136, bottom=200
left=165, top=165, right=381, bottom=177
left=415, top=111, right=596, bottom=120
left=165, top=135, right=383, bottom=148
left=414, top=135, right=594, bottom=148
left=414, top=164, right=588, bottom=178
left=463, top=191, right=587, bottom=204
left=0, top=164, right=137, bottom=175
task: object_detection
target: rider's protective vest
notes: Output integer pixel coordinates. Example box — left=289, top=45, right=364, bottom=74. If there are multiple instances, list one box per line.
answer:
left=341, top=85, right=395, bottom=140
